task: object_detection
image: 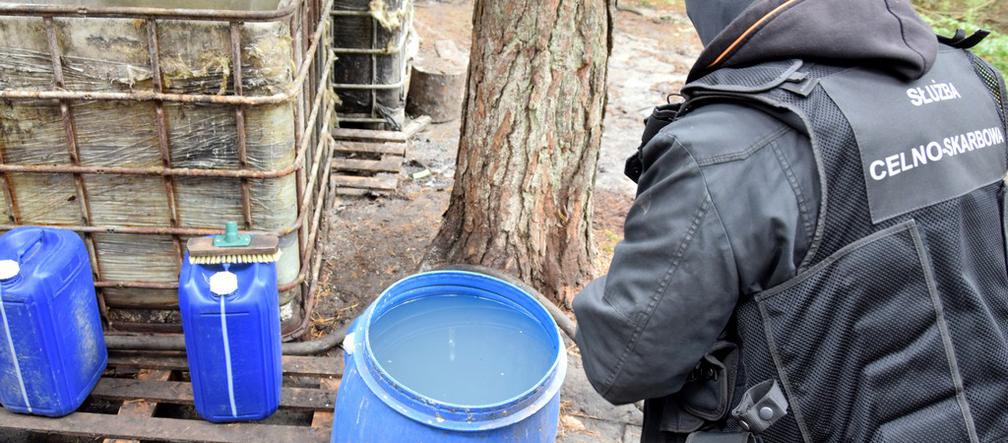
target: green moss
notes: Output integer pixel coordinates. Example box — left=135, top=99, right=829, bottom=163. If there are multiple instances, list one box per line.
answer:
left=913, top=0, right=1008, bottom=72
left=922, top=14, right=1008, bottom=72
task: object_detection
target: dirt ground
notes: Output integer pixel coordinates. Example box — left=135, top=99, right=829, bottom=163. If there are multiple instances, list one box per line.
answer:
left=313, top=0, right=701, bottom=337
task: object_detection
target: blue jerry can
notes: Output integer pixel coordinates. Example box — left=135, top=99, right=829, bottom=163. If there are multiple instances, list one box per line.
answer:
left=0, top=227, right=107, bottom=417
left=178, top=254, right=282, bottom=423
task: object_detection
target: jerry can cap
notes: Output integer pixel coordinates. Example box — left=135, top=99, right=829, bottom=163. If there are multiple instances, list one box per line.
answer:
left=209, top=271, right=239, bottom=296
left=0, top=260, right=19, bottom=281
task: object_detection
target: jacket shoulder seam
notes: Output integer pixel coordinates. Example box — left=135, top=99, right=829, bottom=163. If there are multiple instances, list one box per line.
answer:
left=693, top=124, right=792, bottom=166
left=769, top=140, right=816, bottom=242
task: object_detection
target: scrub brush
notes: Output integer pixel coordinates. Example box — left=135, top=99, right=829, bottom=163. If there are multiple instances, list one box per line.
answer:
left=186, top=221, right=281, bottom=265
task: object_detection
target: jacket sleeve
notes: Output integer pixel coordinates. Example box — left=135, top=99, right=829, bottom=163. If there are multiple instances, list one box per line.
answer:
left=573, top=131, right=740, bottom=405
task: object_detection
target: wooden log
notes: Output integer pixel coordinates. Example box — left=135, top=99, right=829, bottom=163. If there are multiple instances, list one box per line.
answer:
left=407, top=65, right=466, bottom=123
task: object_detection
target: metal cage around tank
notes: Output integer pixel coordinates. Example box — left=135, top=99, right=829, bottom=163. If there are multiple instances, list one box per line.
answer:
left=0, top=0, right=336, bottom=340
left=330, top=0, right=412, bottom=130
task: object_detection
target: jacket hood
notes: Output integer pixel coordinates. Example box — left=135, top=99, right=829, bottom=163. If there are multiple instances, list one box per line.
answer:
left=685, top=0, right=757, bottom=46
left=687, top=0, right=939, bottom=82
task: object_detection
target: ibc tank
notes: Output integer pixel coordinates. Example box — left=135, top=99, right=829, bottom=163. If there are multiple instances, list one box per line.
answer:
left=178, top=253, right=282, bottom=423
left=0, top=227, right=107, bottom=417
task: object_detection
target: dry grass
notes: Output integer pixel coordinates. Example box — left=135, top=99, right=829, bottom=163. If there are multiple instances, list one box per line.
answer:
left=309, top=299, right=358, bottom=338
left=558, top=400, right=597, bottom=438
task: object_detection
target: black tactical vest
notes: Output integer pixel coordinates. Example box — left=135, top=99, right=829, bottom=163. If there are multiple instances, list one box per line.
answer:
left=673, top=46, right=1008, bottom=442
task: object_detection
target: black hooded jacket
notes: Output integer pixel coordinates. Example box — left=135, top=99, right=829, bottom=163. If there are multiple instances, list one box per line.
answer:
left=574, top=0, right=947, bottom=414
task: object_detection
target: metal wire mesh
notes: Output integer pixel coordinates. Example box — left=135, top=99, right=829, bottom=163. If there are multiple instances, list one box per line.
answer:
left=0, top=0, right=336, bottom=340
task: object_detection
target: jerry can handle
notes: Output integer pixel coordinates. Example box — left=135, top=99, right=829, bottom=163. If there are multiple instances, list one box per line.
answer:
left=2, top=228, right=45, bottom=263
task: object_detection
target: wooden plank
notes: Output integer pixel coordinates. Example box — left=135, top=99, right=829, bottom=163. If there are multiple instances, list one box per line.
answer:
left=331, top=115, right=431, bottom=143
left=331, top=174, right=398, bottom=191
left=332, top=156, right=403, bottom=174
left=282, top=355, right=345, bottom=378
left=331, top=127, right=410, bottom=143
left=310, top=378, right=341, bottom=429
left=310, top=410, right=333, bottom=429
left=334, top=187, right=378, bottom=197
left=332, top=141, right=406, bottom=156
left=104, top=369, right=172, bottom=443
left=103, top=293, right=179, bottom=309
left=108, top=355, right=344, bottom=378
left=0, top=409, right=328, bottom=443
left=91, top=379, right=336, bottom=411
left=401, top=115, right=431, bottom=138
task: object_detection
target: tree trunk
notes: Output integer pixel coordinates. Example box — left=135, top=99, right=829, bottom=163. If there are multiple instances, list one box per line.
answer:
left=427, top=0, right=612, bottom=306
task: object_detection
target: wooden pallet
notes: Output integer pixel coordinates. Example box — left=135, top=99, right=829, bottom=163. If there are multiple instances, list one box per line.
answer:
left=330, top=115, right=431, bottom=144
left=331, top=141, right=407, bottom=196
left=330, top=116, right=431, bottom=196
left=0, top=353, right=343, bottom=443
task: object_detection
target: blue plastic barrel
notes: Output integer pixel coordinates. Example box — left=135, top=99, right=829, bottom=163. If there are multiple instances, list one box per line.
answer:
left=0, top=227, right=107, bottom=417
left=178, top=254, right=282, bottom=423
left=332, top=270, right=567, bottom=442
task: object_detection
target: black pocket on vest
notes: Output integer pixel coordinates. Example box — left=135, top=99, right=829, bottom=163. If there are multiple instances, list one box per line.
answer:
left=677, top=341, right=739, bottom=422
left=757, top=221, right=976, bottom=442
left=655, top=340, right=741, bottom=434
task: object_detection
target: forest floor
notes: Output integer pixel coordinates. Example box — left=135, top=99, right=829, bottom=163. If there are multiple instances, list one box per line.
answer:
left=312, top=1, right=701, bottom=441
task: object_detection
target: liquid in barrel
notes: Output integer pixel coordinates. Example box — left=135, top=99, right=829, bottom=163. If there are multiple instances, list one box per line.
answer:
left=370, top=294, right=554, bottom=406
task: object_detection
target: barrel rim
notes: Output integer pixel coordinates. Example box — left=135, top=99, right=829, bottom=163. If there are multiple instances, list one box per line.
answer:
left=351, top=269, right=567, bottom=432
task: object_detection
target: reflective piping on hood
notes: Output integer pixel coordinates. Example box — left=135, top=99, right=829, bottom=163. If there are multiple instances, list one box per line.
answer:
left=708, top=0, right=801, bottom=68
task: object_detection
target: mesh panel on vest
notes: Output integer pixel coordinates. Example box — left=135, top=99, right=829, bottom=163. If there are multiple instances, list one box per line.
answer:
left=760, top=223, right=971, bottom=442
left=776, top=64, right=881, bottom=265
left=969, top=52, right=1008, bottom=129
left=686, top=52, right=1008, bottom=442
left=731, top=302, right=804, bottom=442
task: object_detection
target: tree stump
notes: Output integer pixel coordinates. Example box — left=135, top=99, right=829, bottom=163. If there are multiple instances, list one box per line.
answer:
left=408, top=39, right=467, bottom=123
left=407, top=65, right=466, bottom=123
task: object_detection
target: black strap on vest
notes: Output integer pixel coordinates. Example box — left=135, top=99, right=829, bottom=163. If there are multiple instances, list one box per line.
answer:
left=939, top=29, right=990, bottom=49
left=682, top=380, right=789, bottom=443
left=625, top=102, right=681, bottom=183
left=731, top=379, right=789, bottom=433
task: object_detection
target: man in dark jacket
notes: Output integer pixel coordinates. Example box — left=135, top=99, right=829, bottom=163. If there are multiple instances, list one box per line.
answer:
left=574, top=0, right=1008, bottom=442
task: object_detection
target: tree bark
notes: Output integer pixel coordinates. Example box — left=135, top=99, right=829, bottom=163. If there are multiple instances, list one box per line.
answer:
left=427, top=0, right=612, bottom=306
